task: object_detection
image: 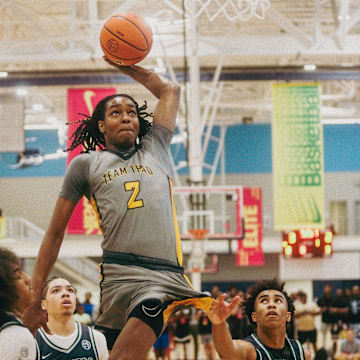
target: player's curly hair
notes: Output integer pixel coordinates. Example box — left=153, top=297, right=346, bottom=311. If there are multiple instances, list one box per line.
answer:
left=243, top=279, right=295, bottom=325
left=66, top=93, right=153, bottom=152
left=0, top=247, right=22, bottom=317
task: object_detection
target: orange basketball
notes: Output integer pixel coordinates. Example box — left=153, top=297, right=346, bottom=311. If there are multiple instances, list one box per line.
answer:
left=100, top=12, right=153, bottom=66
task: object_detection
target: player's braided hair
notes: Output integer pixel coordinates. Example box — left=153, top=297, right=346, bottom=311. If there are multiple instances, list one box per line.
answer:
left=243, top=278, right=295, bottom=325
left=66, top=93, right=153, bottom=152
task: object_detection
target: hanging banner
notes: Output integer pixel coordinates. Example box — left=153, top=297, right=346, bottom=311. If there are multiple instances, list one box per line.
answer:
left=66, top=88, right=116, bottom=234
left=236, top=187, right=263, bottom=267
left=272, top=83, right=325, bottom=230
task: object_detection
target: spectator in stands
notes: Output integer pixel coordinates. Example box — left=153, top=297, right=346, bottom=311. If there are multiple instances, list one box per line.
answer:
left=295, top=290, right=320, bottom=355
left=153, top=325, right=170, bottom=360
left=345, top=288, right=352, bottom=299
left=330, top=288, right=350, bottom=335
left=344, top=288, right=353, bottom=326
left=228, top=286, right=239, bottom=302
left=73, top=303, right=92, bottom=325
left=197, top=309, right=216, bottom=360
left=335, top=329, right=360, bottom=360
left=173, top=309, right=192, bottom=360
left=83, top=291, right=96, bottom=320
left=349, top=286, right=360, bottom=332
left=318, top=285, right=334, bottom=349
left=0, top=247, right=37, bottom=359
left=189, top=307, right=199, bottom=360
left=211, top=285, right=221, bottom=299
left=227, top=291, right=253, bottom=340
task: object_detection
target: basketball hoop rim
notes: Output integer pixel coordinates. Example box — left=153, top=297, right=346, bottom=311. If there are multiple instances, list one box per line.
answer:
left=188, top=229, right=210, bottom=240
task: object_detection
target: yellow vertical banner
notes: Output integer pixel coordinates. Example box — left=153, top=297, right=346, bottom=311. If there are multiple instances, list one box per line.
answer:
left=272, top=83, right=325, bottom=230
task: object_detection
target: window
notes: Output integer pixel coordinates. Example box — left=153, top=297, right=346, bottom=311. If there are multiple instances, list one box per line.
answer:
left=330, top=201, right=347, bottom=235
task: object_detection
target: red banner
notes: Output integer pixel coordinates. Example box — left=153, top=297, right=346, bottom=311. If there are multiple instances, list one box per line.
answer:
left=66, top=88, right=116, bottom=234
left=236, top=187, right=264, bottom=266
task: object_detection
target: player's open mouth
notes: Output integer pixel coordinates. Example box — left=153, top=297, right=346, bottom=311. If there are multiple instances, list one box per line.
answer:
left=266, top=312, right=278, bottom=316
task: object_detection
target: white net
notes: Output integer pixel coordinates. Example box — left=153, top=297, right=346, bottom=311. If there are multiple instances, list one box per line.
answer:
left=164, top=0, right=271, bottom=22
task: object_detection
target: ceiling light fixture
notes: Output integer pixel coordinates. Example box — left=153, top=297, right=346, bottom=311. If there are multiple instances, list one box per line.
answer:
left=304, top=64, right=317, bottom=71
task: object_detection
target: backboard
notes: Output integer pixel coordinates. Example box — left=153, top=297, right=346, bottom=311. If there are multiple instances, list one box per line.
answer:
left=173, top=185, right=244, bottom=240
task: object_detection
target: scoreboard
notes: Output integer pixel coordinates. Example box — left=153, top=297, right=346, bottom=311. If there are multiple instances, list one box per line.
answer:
left=282, top=228, right=334, bottom=258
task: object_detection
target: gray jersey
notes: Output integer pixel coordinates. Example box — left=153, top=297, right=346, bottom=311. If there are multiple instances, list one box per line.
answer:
left=60, top=124, right=182, bottom=265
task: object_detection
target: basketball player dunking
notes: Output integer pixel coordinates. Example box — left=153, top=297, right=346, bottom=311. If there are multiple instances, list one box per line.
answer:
left=208, top=279, right=309, bottom=360
left=23, top=57, right=212, bottom=360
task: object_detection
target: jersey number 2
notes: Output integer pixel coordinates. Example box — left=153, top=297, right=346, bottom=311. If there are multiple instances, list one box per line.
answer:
left=124, top=181, right=144, bottom=209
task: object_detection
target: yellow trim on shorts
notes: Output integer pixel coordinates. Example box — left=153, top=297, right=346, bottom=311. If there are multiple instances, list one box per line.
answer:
left=163, top=296, right=214, bottom=324
left=99, top=263, right=104, bottom=282
left=183, top=274, right=194, bottom=289
left=169, top=178, right=183, bottom=267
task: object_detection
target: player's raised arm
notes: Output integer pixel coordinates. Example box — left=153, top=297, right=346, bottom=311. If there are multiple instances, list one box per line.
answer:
left=208, top=294, right=254, bottom=360
left=103, top=56, right=181, bottom=132
left=23, top=196, right=77, bottom=334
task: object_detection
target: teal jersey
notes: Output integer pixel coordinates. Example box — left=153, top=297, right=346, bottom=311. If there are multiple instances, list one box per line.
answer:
left=60, top=124, right=183, bottom=266
left=35, top=322, right=99, bottom=360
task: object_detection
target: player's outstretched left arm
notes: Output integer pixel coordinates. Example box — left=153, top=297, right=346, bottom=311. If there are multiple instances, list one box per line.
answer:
left=103, top=56, right=181, bottom=132
left=208, top=294, right=254, bottom=360
left=23, top=196, right=77, bottom=334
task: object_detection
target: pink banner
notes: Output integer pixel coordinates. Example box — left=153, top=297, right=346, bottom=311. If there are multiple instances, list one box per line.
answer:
left=66, top=88, right=116, bottom=234
left=236, top=187, right=264, bottom=266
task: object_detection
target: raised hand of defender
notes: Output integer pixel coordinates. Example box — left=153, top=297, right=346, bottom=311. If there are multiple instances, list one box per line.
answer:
left=23, top=297, right=52, bottom=336
left=208, top=293, right=241, bottom=325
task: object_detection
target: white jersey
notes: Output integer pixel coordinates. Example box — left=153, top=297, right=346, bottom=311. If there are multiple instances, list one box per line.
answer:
left=0, top=324, right=37, bottom=360
left=35, top=322, right=108, bottom=360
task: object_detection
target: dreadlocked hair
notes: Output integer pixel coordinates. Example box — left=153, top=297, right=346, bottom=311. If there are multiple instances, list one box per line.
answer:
left=66, top=93, right=153, bottom=153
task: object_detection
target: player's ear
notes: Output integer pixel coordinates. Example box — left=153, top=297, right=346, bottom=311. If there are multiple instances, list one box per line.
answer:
left=251, top=312, right=257, bottom=323
left=41, top=299, right=47, bottom=311
left=98, top=120, right=106, bottom=134
left=286, top=311, right=291, bottom=323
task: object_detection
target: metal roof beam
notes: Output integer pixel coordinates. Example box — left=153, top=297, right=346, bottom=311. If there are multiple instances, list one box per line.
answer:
left=266, top=6, right=314, bottom=48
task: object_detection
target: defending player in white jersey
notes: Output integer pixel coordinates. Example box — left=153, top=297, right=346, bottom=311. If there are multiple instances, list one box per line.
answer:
left=0, top=247, right=37, bottom=360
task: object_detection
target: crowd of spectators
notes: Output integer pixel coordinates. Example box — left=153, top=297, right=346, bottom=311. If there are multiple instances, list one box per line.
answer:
left=73, top=290, right=98, bottom=326
left=292, top=284, right=360, bottom=360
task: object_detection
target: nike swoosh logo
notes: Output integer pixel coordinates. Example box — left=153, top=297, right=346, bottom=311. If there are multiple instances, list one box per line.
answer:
left=142, top=304, right=162, bottom=318
left=309, top=195, right=321, bottom=223
left=42, top=354, right=52, bottom=359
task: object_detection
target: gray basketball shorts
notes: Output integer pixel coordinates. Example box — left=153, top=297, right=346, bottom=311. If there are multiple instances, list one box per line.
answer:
left=95, top=263, right=213, bottom=333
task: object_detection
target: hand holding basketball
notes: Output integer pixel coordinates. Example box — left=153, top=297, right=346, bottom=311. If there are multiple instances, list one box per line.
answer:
left=100, top=12, right=153, bottom=66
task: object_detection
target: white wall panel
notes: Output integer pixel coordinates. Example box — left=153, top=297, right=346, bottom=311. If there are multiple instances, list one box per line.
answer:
left=0, top=95, right=24, bottom=152
left=280, top=252, right=360, bottom=280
